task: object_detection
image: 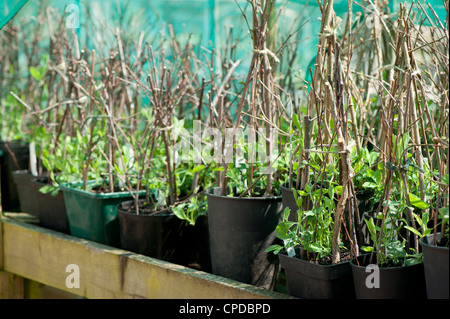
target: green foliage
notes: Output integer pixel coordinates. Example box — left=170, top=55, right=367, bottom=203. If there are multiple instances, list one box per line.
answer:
left=266, top=177, right=339, bottom=260
left=361, top=215, right=422, bottom=267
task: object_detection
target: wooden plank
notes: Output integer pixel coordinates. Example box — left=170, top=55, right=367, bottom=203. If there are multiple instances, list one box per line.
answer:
left=0, top=212, right=3, bottom=269
left=1, top=212, right=39, bottom=270
left=0, top=271, right=24, bottom=299
left=1, top=216, right=293, bottom=299
left=24, top=279, right=81, bottom=299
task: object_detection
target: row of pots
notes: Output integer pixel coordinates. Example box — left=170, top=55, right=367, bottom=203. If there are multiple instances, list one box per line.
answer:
left=279, top=185, right=448, bottom=299
left=11, top=170, right=450, bottom=299
left=8, top=171, right=280, bottom=286
left=1, top=142, right=448, bottom=298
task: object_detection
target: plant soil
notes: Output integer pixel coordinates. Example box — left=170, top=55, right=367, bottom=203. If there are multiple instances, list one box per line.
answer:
left=121, top=202, right=171, bottom=216
left=300, top=248, right=353, bottom=266
left=90, top=185, right=140, bottom=194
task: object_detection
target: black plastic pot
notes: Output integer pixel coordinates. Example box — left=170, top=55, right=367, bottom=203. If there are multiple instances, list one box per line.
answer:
left=279, top=252, right=355, bottom=299
left=174, top=215, right=212, bottom=272
left=348, top=189, right=377, bottom=246
left=117, top=200, right=184, bottom=262
left=206, top=187, right=283, bottom=290
left=31, top=178, right=70, bottom=234
left=420, top=233, right=449, bottom=299
left=350, top=254, right=427, bottom=299
left=12, top=170, right=40, bottom=216
left=280, top=184, right=298, bottom=222
left=0, top=141, right=29, bottom=212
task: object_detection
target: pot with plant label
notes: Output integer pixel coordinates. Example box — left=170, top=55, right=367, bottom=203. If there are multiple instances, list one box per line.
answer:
left=267, top=183, right=357, bottom=299
left=420, top=233, right=449, bottom=299
left=206, top=187, right=283, bottom=290
left=0, top=141, right=29, bottom=212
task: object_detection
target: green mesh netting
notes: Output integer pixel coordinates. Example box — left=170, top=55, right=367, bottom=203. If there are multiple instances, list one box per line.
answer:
left=1, top=0, right=446, bottom=84
left=0, top=0, right=28, bottom=29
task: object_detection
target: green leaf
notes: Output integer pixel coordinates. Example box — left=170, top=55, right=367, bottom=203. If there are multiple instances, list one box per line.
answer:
left=368, top=152, right=378, bottom=166
left=265, top=244, right=283, bottom=255
left=362, top=182, right=378, bottom=189
left=293, top=114, right=302, bottom=131
left=310, top=243, right=324, bottom=253
left=282, top=207, right=291, bottom=221
left=39, top=185, right=55, bottom=194
left=29, top=66, right=42, bottom=81
left=405, top=258, right=421, bottom=266
left=404, top=226, right=423, bottom=238
left=275, top=221, right=295, bottom=240
left=192, top=165, right=205, bottom=174
left=408, top=193, right=428, bottom=209
left=365, top=218, right=377, bottom=240
left=172, top=204, right=187, bottom=221
left=439, top=207, right=449, bottom=221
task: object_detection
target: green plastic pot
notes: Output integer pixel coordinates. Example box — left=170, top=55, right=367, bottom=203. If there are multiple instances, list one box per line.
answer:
left=60, top=182, right=144, bottom=247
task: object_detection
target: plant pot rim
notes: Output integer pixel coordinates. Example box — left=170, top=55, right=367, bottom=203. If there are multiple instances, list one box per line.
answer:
left=419, top=233, right=449, bottom=251
left=31, top=177, right=49, bottom=184
left=12, top=169, right=30, bottom=175
left=279, top=252, right=352, bottom=268
left=60, top=182, right=145, bottom=199
left=206, top=187, right=281, bottom=201
left=0, top=140, right=28, bottom=147
left=117, top=199, right=174, bottom=217
left=350, top=254, right=423, bottom=270
left=280, top=184, right=297, bottom=192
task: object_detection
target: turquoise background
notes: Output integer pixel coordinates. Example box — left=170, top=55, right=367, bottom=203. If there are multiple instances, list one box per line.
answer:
left=1, top=0, right=447, bottom=87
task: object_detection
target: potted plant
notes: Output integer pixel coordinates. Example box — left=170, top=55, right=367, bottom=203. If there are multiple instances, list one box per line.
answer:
left=10, top=59, right=50, bottom=218
left=267, top=146, right=360, bottom=299
left=57, top=30, right=148, bottom=246
left=1, top=11, right=56, bottom=214
left=31, top=127, right=70, bottom=234
left=202, top=0, right=293, bottom=290
left=0, top=28, right=30, bottom=212
left=351, top=208, right=426, bottom=299
left=409, top=168, right=449, bottom=299
left=419, top=208, right=449, bottom=299
left=349, top=0, right=448, bottom=299
left=114, top=32, right=215, bottom=267
left=407, top=203, right=448, bottom=299
left=267, top=0, right=383, bottom=298
left=0, top=140, right=30, bottom=212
